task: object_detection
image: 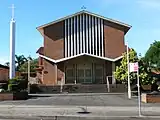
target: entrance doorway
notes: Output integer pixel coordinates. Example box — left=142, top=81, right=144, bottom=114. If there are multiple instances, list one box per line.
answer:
left=77, top=64, right=92, bottom=84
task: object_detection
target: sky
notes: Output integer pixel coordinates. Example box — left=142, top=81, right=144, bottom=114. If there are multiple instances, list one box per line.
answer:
left=0, top=0, right=160, bottom=64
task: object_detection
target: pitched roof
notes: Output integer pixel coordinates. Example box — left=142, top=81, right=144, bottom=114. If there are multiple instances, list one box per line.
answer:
left=36, top=47, right=44, bottom=55
left=37, top=10, right=131, bottom=34
left=0, top=64, right=9, bottom=69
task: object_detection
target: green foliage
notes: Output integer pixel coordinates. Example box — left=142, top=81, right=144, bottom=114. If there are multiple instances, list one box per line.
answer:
left=5, top=55, right=38, bottom=73
left=114, top=49, right=152, bottom=85
left=144, top=40, right=160, bottom=71
left=8, top=77, right=28, bottom=92
left=15, top=55, right=27, bottom=71
left=19, top=58, right=38, bottom=72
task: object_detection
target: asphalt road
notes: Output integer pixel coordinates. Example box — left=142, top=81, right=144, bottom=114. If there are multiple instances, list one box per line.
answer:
left=0, top=116, right=160, bottom=120
left=0, top=93, right=159, bottom=119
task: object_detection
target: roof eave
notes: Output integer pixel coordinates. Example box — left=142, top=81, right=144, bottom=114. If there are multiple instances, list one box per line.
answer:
left=38, top=53, right=124, bottom=64
left=36, top=10, right=131, bottom=33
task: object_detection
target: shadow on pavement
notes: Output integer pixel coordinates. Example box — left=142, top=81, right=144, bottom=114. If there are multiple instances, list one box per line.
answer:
left=28, top=95, right=51, bottom=99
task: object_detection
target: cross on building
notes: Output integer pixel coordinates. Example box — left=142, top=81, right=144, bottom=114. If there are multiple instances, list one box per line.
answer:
left=9, top=4, right=15, bottom=19
left=81, top=6, right=86, bottom=10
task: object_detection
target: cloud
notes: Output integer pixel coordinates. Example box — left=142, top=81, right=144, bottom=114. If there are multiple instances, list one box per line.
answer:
left=137, top=0, right=160, bottom=10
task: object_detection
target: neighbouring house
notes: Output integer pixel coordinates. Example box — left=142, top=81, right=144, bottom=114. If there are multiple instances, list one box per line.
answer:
left=0, top=64, right=9, bottom=82
left=36, top=10, right=131, bottom=85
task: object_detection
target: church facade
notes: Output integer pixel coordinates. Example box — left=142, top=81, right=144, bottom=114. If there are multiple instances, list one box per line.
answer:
left=36, top=10, right=131, bottom=85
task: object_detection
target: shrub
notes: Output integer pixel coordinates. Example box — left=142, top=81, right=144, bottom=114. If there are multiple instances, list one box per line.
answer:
left=8, top=77, right=28, bottom=92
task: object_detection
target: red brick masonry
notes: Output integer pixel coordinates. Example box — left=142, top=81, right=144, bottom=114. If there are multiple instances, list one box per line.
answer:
left=0, top=93, right=13, bottom=101
left=141, top=93, right=160, bottom=103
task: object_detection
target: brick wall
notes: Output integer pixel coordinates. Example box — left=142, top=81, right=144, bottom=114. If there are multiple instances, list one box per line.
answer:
left=0, top=68, right=9, bottom=81
left=44, top=21, right=64, bottom=60
left=104, top=21, right=125, bottom=59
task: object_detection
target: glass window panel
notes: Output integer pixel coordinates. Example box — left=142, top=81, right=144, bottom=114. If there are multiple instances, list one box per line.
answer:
left=66, top=69, right=74, bottom=77
left=85, top=79, right=92, bottom=83
left=85, top=69, right=91, bottom=77
left=78, top=69, right=84, bottom=77
left=95, top=69, right=102, bottom=77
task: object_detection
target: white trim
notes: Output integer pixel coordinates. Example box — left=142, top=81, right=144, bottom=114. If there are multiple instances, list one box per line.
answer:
left=86, top=14, right=89, bottom=53
left=73, top=16, right=76, bottom=55
left=71, top=17, right=73, bottom=56
left=37, top=10, right=131, bottom=32
left=92, top=16, right=95, bottom=54
left=38, top=53, right=123, bottom=64
left=76, top=15, right=79, bottom=54
left=65, top=20, right=67, bottom=57
left=67, top=19, right=70, bottom=57
left=39, top=54, right=56, bottom=63
left=89, top=15, right=92, bottom=54
left=95, top=17, right=98, bottom=56
left=80, top=14, right=82, bottom=54
left=82, top=14, right=85, bottom=53
left=101, top=19, right=104, bottom=57
left=114, top=55, right=123, bottom=61
left=98, top=18, right=101, bottom=56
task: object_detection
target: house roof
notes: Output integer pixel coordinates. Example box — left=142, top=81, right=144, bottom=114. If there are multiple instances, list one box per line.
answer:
left=38, top=53, right=123, bottom=64
left=36, top=47, right=44, bottom=55
left=37, top=10, right=131, bottom=34
left=0, top=64, right=9, bottom=69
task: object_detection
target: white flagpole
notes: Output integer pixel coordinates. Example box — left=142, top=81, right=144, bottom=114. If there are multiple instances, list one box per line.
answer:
left=137, top=63, right=141, bottom=116
left=127, top=42, right=131, bottom=99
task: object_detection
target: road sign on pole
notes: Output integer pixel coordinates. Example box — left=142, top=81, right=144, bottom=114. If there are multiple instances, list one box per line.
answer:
left=129, top=62, right=141, bottom=116
left=137, top=64, right=141, bottom=117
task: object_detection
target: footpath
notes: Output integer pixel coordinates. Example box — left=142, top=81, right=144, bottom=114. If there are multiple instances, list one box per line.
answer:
left=0, top=105, right=159, bottom=119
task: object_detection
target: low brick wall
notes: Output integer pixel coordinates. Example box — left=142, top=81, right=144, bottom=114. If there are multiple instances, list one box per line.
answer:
left=141, top=93, right=160, bottom=103
left=0, top=92, right=28, bottom=101
left=142, top=85, right=151, bottom=91
left=0, top=93, right=13, bottom=100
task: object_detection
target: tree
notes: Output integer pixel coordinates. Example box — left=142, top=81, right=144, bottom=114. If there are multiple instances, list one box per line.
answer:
left=114, top=49, right=152, bottom=85
left=19, top=58, right=38, bottom=72
left=15, top=55, right=27, bottom=71
left=144, top=40, right=160, bottom=71
left=4, top=55, right=38, bottom=73
left=5, top=62, right=9, bottom=67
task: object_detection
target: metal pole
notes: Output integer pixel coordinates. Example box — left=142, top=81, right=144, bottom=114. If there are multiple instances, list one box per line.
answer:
left=137, top=64, right=141, bottom=116
left=60, top=77, right=63, bottom=93
left=106, top=76, right=110, bottom=92
left=28, top=59, right=30, bottom=93
left=127, top=42, right=131, bottom=99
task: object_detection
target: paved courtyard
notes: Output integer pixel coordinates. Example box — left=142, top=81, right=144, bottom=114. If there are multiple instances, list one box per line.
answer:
left=0, top=93, right=159, bottom=119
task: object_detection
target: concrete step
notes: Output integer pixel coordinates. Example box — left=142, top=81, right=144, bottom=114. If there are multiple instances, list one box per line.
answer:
left=33, top=84, right=126, bottom=94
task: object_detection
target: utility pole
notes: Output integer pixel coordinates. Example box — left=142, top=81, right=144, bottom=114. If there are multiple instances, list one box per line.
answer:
left=127, top=41, right=131, bottom=99
left=28, top=59, right=30, bottom=93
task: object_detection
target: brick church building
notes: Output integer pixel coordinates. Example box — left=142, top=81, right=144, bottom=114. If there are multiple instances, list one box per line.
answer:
left=36, top=10, right=131, bottom=85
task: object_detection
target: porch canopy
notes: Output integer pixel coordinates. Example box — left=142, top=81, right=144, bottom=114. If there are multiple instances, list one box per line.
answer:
left=38, top=53, right=123, bottom=63
left=38, top=53, right=123, bottom=84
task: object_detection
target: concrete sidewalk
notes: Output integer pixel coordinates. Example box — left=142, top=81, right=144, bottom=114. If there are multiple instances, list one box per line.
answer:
left=29, top=92, right=125, bottom=96
left=0, top=105, right=159, bottom=118
left=0, top=93, right=159, bottom=119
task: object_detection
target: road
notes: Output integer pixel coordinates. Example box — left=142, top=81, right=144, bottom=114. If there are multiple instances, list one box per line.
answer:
left=0, top=93, right=159, bottom=120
